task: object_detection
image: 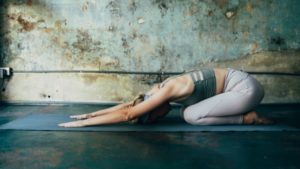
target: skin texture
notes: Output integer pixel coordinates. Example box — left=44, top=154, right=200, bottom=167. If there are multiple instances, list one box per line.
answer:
left=58, top=68, right=271, bottom=127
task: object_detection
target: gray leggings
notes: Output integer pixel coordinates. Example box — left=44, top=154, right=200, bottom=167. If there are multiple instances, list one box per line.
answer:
left=183, top=68, right=264, bottom=125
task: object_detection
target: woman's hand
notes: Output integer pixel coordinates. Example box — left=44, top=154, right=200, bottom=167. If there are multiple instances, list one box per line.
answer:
left=58, top=120, right=85, bottom=128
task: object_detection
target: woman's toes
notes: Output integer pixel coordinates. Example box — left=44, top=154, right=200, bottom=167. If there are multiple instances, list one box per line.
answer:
left=255, top=117, right=274, bottom=125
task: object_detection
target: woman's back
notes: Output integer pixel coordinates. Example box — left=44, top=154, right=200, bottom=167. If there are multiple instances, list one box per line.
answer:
left=159, top=68, right=228, bottom=104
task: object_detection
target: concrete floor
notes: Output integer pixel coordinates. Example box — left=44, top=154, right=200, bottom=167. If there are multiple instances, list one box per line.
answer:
left=0, top=104, right=300, bottom=169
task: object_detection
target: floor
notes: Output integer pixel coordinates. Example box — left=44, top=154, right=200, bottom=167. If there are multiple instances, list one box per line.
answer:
left=0, top=104, right=300, bottom=169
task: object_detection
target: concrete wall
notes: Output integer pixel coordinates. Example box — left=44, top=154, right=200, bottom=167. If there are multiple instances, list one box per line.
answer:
left=0, top=0, right=299, bottom=104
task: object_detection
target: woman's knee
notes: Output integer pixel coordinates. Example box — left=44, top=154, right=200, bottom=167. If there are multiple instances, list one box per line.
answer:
left=183, top=112, right=208, bottom=125
left=183, top=107, right=205, bottom=125
left=183, top=107, right=196, bottom=124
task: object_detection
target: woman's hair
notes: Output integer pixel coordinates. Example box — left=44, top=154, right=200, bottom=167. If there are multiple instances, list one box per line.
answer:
left=129, top=93, right=170, bottom=124
left=129, top=93, right=146, bottom=124
left=132, top=93, right=145, bottom=106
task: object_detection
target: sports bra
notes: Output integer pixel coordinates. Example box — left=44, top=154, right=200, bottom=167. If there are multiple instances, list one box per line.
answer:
left=160, top=69, right=216, bottom=107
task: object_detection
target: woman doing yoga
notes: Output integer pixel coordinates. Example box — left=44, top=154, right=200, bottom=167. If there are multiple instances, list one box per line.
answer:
left=58, top=68, right=272, bottom=127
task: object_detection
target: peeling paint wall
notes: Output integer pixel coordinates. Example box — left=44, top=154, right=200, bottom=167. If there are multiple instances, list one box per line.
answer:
left=0, top=0, right=300, bottom=103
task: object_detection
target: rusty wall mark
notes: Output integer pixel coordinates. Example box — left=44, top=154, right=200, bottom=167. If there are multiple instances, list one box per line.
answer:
left=26, top=0, right=33, bottom=6
left=7, top=12, right=46, bottom=33
left=17, top=15, right=35, bottom=31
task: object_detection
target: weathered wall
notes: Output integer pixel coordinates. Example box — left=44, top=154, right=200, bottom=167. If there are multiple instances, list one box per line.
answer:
left=0, top=0, right=300, bottom=103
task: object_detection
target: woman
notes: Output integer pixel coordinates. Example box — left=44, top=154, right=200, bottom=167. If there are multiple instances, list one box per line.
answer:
left=58, top=68, right=272, bottom=127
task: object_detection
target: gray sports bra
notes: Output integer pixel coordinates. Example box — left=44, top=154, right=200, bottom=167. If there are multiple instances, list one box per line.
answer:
left=160, top=69, right=216, bottom=107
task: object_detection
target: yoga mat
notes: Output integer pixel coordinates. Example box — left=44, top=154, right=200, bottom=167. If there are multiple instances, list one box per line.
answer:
left=0, top=114, right=299, bottom=132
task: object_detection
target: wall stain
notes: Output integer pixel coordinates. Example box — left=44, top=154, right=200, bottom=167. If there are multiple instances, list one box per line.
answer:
left=17, top=15, right=35, bottom=32
left=270, top=36, right=285, bottom=46
left=138, top=34, right=149, bottom=43
left=251, top=42, right=258, bottom=53
left=106, top=0, right=122, bottom=17
left=80, top=74, right=119, bottom=85
left=121, top=37, right=129, bottom=48
left=245, top=2, right=253, bottom=13
left=208, top=10, right=214, bottom=17
left=130, top=29, right=138, bottom=39
left=213, top=0, right=228, bottom=9
left=154, top=0, right=169, bottom=16
left=40, top=93, right=51, bottom=99
left=137, top=74, right=162, bottom=85
left=72, top=30, right=102, bottom=53
left=82, top=1, right=90, bottom=12
left=108, top=25, right=116, bottom=32
left=268, top=36, right=287, bottom=50
left=54, top=20, right=67, bottom=32
left=6, top=13, right=17, bottom=20
left=128, top=0, right=137, bottom=14
left=158, top=44, right=166, bottom=57
left=26, top=0, right=33, bottom=6
left=51, top=36, right=68, bottom=48
left=81, top=74, right=102, bottom=84
left=186, top=4, right=199, bottom=16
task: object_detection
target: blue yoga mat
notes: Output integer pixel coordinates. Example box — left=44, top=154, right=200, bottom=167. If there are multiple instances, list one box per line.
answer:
left=0, top=114, right=299, bottom=132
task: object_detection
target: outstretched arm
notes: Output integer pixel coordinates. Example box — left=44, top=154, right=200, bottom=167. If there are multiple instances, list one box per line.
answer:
left=59, top=108, right=130, bottom=127
left=70, top=102, right=133, bottom=120
left=58, top=85, right=173, bottom=127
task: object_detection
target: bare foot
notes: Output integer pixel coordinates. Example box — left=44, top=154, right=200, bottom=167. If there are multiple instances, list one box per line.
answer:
left=243, top=111, right=274, bottom=125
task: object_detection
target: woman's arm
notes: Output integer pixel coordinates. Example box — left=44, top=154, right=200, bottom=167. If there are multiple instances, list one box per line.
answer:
left=70, top=102, right=132, bottom=120
left=59, top=108, right=130, bottom=127
left=58, top=86, right=173, bottom=127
